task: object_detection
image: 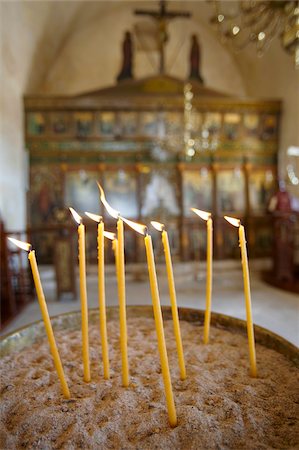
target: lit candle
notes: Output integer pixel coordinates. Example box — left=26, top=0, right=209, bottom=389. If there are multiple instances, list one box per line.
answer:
left=103, top=231, right=118, bottom=275
left=7, top=237, right=70, bottom=399
left=191, top=209, right=213, bottom=344
left=123, top=217, right=177, bottom=428
left=97, top=183, right=129, bottom=387
left=224, top=216, right=257, bottom=377
left=69, top=207, right=90, bottom=382
left=112, top=237, right=118, bottom=273
left=85, top=212, right=110, bottom=380
left=151, top=221, right=186, bottom=380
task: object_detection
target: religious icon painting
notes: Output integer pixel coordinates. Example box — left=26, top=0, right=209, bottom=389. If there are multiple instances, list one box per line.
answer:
left=119, top=112, right=138, bottom=136
left=190, top=111, right=202, bottom=133
left=124, top=231, right=136, bottom=263
left=50, top=112, right=70, bottom=135
left=244, top=114, right=259, bottom=136
left=187, top=227, right=201, bottom=260
left=223, top=113, right=241, bottom=141
left=220, top=223, right=240, bottom=259
left=182, top=169, right=212, bottom=217
left=104, top=170, right=138, bottom=218
left=164, top=112, right=183, bottom=135
left=141, top=169, right=180, bottom=218
left=252, top=226, right=273, bottom=256
left=217, top=168, right=245, bottom=213
left=139, top=112, right=158, bottom=136
left=27, top=112, right=46, bottom=136
left=260, top=115, right=278, bottom=140
left=243, top=113, right=260, bottom=147
left=203, top=113, right=222, bottom=137
left=65, top=170, right=100, bottom=214
left=97, top=112, right=116, bottom=137
left=31, top=232, right=56, bottom=264
left=249, top=169, right=276, bottom=213
left=29, top=166, right=63, bottom=226
left=74, top=112, right=94, bottom=138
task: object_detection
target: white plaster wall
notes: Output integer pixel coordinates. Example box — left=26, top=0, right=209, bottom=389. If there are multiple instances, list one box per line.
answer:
left=0, top=2, right=51, bottom=230
left=41, top=5, right=246, bottom=96
left=0, top=1, right=80, bottom=230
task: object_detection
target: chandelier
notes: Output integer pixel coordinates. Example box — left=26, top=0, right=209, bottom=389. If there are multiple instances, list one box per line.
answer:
left=184, top=84, right=218, bottom=159
left=210, top=1, right=299, bottom=67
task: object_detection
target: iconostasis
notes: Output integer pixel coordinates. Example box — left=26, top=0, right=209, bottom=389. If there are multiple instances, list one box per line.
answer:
left=25, top=76, right=280, bottom=264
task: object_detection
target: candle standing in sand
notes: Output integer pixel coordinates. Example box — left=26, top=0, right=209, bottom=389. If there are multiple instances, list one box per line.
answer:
left=191, top=208, right=213, bottom=344
left=122, top=217, right=177, bottom=428
left=85, top=212, right=110, bottom=380
left=224, top=216, right=257, bottom=378
left=97, top=183, right=129, bottom=387
left=103, top=230, right=118, bottom=279
left=151, top=221, right=186, bottom=380
left=69, top=207, right=90, bottom=382
left=7, top=237, right=70, bottom=398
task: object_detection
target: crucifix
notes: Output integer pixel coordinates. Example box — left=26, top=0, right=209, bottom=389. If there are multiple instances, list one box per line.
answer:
left=134, top=0, right=191, bottom=74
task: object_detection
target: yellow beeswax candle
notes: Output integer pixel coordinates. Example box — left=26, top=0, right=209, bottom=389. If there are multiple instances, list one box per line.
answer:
left=112, top=238, right=119, bottom=277
left=98, top=220, right=110, bottom=379
left=28, top=249, right=70, bottom=398
left=144, top=233, right=177, bottom=427
left=117, top=217, right=129, bottom=387
left=239, top=224, right=257, bottom=378
left=78, top=222, right=91, bottom=382
left=161, top=229, right=186, bottom=380
left=204, top=217, right=213, bottom=344
left=190, top=209, right=213, bottom=344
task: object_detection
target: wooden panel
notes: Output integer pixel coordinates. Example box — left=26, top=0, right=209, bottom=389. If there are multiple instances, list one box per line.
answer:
left=25, top=77, right=280, bottom=262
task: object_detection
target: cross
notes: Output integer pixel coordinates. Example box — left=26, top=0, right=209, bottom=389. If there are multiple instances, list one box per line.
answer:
left=134, top=0, right=191, bottom=74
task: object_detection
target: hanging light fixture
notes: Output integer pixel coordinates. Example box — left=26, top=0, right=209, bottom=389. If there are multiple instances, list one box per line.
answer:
left=210, top=1, right=299, bottom=67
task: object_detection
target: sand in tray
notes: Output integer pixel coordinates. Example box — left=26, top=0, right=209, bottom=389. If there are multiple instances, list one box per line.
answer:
left=1, top=317, right=298, bottom=449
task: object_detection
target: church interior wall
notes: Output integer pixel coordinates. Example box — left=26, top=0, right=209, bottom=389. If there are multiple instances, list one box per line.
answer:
left=0, top=1, right=298, bottom=231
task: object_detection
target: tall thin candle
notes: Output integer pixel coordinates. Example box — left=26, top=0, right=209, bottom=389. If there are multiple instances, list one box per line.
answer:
left=8, top=238, right=70, bottom=398
left=123, top=218, right=177, bottom=427
left=97, top=183, right=129, bottom=387
left=117, top=217, right=129, bottom=387
left=85, top=212, right=110, bottom=379
left=151, top=221, right=186, bottom=380
left=191, top=208, right=213, bottom=344
left=224, top=216, right=257, bottom=377
left=70, top=208, right=90, bottom=382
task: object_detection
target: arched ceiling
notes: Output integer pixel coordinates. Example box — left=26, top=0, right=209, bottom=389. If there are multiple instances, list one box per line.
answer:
left=2, top=0, right=296, bottom=97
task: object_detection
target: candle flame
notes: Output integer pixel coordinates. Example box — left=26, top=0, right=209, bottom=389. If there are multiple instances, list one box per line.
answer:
left=85, top=212, right=102, bottom=223
left=224, top=216, right=240, bottom=227
left=191, top=208, right=211, bottom=221
left=151, top=221, right=165, bottom=232
left=69, top=207, right=82, bottom=224
left=8, top=237, right=31, bottom=252
left=97, top=183, right=119, bottom=219
left=104, top=231, right=116, bottom=241
left=122, top=217, right=147, bottom=236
